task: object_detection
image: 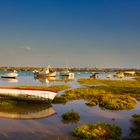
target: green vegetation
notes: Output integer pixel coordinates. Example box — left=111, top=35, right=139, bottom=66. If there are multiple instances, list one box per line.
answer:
left=64, top=88, right=105, bottom=100
left=78, top=78, right=140, bottom=87
left=63, top=88, right=136, bottom=110
left=61, top=110, right=80, bottom=124
left=73, top=122, right=122, bottom=140
left=48, top=78, right=139, bottom=110
left=52, top=96, right=68, bottom=104
left=99, top=94, right=136, bottom=110
left=77, top=78, right=140, bottom=102
left=86, top=99, right=98, bottom=106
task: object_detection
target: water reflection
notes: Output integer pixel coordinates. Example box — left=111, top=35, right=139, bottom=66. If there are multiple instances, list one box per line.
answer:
left=34, top=75, right=75, bottom=85
left=34, top=77, right=50, bottom=84
left=129, top=115, right=140, bottom=139
left=60, top=75, right=74, bottom=81
left=0, top=104, right=56, bottom=120
left=47, top=77, right=56, bottom=81
left=1, top=78, right=18, bottom=83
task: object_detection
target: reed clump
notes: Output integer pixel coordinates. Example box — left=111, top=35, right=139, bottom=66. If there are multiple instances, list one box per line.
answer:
left=73, top=122, right=122, bottom=140
left=85, top=99, right=98, bottom=106
left=61, top=110, right=80, bottom=124
left=99, top=94, right=136, bottom=110
left=52, top=96, right=68, bottom=104
left=63, top=88, right=136, bottom=110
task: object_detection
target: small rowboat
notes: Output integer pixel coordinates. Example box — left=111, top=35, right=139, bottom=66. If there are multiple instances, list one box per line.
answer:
left=0, top=87, right=56, bottom=101
left=1, top=72, right=18, bottom=79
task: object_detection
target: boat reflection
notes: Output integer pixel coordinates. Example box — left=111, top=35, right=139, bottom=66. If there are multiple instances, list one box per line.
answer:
left=34, top=77, right=50, bottom=84
left=34, top=76, right=57, bottom=84
left=0, top=104, right=56, bottom=120
left=59, top=75, right=74, bottom=81
left=1, top=77, right=18, bottom=83
left=47, top=76, right=56, bottom=81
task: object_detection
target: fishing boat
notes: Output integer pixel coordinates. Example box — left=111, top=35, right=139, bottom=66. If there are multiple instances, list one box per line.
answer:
left=1, top=72, right=18, bottom=78
left=0, top=87, right=56, bottom=101
left=124, top=71, right=135, bottom=76
left=34, top=66, right=56, bottom=77
left=1, top=71, right=18, bottom=79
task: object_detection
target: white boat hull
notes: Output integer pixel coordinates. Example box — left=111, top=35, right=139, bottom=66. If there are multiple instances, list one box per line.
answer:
left=59, top=72, right=74, bottom=77
left=1, top=72, right=18, bottom=79
left=0, top=87, right=56, bottom=101
left=34, top=71, right=56, bottom=77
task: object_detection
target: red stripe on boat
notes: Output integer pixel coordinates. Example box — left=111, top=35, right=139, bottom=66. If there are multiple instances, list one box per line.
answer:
left=0, top=86, right=56, bottom=93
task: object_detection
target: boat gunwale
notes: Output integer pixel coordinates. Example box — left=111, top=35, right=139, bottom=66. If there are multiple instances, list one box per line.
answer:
left=0, top=86, right=56, bottom=93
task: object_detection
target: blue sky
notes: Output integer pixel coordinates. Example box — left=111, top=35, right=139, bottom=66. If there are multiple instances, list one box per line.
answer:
left=0, top=0, right=140, bottom=68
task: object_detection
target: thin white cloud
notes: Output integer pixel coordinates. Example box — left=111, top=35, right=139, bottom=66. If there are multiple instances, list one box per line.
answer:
left=21, top=46, right=32, bottom=51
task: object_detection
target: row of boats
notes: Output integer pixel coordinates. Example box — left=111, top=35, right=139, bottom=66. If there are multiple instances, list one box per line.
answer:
left=1, top=66, right=75, bottom=79
left=1, top=68, right=135, bottom=80
left=33, top=66, right=74, bottom=78
left=90, top=71, right=135, bottom=79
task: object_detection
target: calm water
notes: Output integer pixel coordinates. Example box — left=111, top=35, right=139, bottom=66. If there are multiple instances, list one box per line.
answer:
left=0, top=71, right=91, bottom=87
left=0, top=71, right=139, bottom=140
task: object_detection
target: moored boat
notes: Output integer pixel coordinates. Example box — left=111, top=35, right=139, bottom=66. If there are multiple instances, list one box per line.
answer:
left=34, top=66, right=56, bottom=77
left=124, top=71, right=135, bottom=76
left=1, top=71, right=18, bottom=79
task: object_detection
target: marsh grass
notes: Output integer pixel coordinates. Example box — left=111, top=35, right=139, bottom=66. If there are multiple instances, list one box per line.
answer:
left=52, top=96, right=68, bottom=104
left=61, top=110, right=80, bottom=124
left=78, top=78, right=140, bottom=87
left=64, top=88, right=106, bottom=100
left=64, top=88, right=136, bottom=110
left=86, top=99, right=98, bottom=106
left=73, top=122, right=122, bottom=140
left=77, top=78, right=140, bottom=102
left=99, top=94, right=136, bottom=110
